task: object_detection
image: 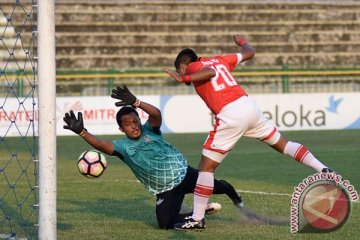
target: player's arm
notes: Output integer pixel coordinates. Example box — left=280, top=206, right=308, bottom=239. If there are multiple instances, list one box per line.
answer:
left=111, top=85, right=161, bottom=128
left=163, top=67, right=216, bottom=84
left=137, top=101, right=162, bottom=128
left=233, top=34, right=255, bottom=62
left=63, top=110, right=114, bottom=155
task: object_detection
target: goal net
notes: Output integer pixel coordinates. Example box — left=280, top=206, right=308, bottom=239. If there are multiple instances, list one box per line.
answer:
left=0, top=0, right=56, bottom=239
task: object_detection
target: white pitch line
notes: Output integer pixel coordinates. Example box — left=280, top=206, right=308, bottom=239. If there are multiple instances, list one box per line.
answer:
left=236, top=189, right=292, bottom=197
left=60, top=178, right=359, bottom=203
left=236, top=189, right=360, bottom=203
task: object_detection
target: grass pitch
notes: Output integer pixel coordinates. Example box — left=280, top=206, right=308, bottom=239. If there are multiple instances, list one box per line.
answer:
left=56, top=129, right=359, bottom=239
left=1, top=130, right=359, bottom=239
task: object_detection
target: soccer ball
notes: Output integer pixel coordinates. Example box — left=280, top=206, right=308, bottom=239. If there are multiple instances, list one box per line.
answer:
left=77, top=150, right=108, bottom=178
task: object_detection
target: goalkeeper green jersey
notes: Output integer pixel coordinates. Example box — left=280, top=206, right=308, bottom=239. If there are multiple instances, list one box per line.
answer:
left=112, top=121, right=188, bottom=194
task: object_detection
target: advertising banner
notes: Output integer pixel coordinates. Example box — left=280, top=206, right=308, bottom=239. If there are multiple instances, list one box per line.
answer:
left=1, top=93, right=359, bottom=136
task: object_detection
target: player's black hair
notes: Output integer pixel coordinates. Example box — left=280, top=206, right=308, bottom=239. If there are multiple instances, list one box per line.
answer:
left=116, top=106, right=139, bottom=127
left=174, top=48, right=198, bottom=69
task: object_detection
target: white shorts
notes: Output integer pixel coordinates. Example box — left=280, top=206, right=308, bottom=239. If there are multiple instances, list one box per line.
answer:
left=203, top=96, right=280, bottom=163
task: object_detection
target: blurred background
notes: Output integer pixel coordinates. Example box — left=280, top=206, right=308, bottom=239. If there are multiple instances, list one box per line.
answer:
left=1, top=0, right=360, bottom=97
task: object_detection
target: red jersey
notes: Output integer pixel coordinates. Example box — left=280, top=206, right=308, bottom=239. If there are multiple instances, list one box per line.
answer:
left=186, top=54, right=248, bottom=114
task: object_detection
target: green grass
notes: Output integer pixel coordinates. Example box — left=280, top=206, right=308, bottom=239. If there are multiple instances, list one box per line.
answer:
left=2, top=130, right=360, bottom=239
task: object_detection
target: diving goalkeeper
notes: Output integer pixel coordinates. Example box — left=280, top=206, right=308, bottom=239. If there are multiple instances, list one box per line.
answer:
left=63, top=85, right=243, bottom=229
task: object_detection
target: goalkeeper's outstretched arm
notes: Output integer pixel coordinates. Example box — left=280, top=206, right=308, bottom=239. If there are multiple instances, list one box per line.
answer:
left=63, top=110, right=114, bottom=155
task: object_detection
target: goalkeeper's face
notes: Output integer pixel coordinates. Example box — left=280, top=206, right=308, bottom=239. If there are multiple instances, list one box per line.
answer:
left=119, top=113, right=142, bottom=140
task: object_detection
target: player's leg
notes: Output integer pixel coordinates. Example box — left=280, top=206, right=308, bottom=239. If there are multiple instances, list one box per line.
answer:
left=192, top=100, right=251, bottom=219
left=175, top=166, right=223, bottom=215
left=194, top=98, right=252, bottom=220
left=174, top=156, right=220, bottom=230
left=269, top=134, right=332, bottom=173
left=172, top=192, right=193, bottom=226
left=244, top=96, right=332, bottom=173
left=178, top=166, right=238, bottom=213
left=191, top=156, right=219, bottom=220
left=213, top=179, right=244, bottom=208
left=179, top=165, right=242, bottom=205
left=258, top=124, right=331, bottom=172
left=175, top=98, right=251, bottom=230
left=160, top=166, right=203, bottom=229
left=156, top=189, right=183, bottom=229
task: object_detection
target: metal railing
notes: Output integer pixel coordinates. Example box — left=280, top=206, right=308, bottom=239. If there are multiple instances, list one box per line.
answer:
left=1, top=67, right=360, bottom=97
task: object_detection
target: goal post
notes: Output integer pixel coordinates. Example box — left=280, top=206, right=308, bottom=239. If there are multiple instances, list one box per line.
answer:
left=0, top=0, right=56, bottom=238
left=37, top=0, right=57, bottom=239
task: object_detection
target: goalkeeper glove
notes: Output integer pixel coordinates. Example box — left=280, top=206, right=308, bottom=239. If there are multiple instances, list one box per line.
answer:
left=63, top=110, right=84, bottom=135
left=111, top=85, right=139, bottom=107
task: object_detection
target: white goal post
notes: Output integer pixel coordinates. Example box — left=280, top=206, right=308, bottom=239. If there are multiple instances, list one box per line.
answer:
left=38, top=0, right=57, bottom=239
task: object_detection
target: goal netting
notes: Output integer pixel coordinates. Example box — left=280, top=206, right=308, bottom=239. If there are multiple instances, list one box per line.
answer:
left=0, top=0, right=38, bottom=239
left=0, top=0, right=56, bottom=239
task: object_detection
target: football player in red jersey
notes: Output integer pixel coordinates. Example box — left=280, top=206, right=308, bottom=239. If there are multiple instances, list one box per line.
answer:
left=163, top=34, right=333, bottom=230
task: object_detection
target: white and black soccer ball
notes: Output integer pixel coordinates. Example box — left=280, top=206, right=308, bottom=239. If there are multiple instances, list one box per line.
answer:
left=77, top=150, right=108, bottom=178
